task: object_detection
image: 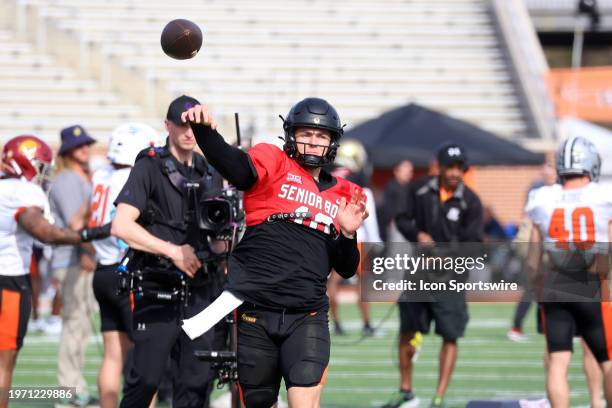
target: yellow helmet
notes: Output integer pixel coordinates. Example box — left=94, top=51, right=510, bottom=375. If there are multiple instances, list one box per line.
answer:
left=335, top=138, right=367, bottom=173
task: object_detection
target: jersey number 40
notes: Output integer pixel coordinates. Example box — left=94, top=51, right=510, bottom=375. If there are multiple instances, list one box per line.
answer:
left=548, top=207, right=595, bottom=250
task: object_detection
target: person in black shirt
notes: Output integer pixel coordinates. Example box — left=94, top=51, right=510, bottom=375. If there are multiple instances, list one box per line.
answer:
left=181, top=97, right=368, bottom=408
left=383, top=144, right=483, bottom=408
left=378, top=160, right=413, bottom=242
left=111, top=95, right=225, bottom=408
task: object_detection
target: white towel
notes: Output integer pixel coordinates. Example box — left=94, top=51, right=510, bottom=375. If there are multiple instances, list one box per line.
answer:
left=182, top=290, right=244, bottom=340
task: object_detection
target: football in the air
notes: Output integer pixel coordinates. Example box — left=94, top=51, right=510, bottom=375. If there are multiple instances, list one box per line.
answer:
left=160, top=19, right=203, bottom=60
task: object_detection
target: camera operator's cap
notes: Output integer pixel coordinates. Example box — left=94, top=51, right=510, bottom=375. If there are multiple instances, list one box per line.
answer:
left=58, top=125, right=96, bottom=156
left=167, top=95, right=200, bottom=126
left=437, top=143, right=468, bottom=168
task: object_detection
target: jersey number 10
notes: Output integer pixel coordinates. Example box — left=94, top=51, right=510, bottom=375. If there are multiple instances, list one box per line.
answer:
left=548, top=207, right=595, bottom=250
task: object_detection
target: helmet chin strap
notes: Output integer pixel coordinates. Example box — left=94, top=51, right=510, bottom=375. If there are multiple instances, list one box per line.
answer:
left=295, top=141, right=329, bottom=168
left=298, top=154, right=325, bottom=168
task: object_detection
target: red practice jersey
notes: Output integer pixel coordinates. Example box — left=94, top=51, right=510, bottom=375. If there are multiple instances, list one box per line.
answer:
left=224, top=143, right=363, bottom=311
left=245, top=143, right=362, bottom=237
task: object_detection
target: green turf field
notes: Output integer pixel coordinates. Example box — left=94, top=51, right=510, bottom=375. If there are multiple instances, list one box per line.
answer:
left=12, top=303, right=594, bottom=407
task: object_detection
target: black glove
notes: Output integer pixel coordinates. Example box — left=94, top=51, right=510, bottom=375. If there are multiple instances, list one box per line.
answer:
left=79, top=223, right=112, bottom=242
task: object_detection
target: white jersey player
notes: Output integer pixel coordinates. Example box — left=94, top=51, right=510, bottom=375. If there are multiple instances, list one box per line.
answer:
left=332, top=139, right=382, bottom=243
left=0, top=135, right=86, bottom=404
left=89, top=123, right=162, bottom=265
left=88, top=122, right=161, bottom=408
left=527, top=179, right=612, bottom=272
left=526, top=136, right=612, bottom=407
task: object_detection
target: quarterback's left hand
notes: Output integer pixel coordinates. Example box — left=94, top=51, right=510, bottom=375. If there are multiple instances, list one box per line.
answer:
left=337, top=189, right=368, bottom=238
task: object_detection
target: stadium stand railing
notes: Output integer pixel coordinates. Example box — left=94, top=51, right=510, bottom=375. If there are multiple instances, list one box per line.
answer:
left=491, top=0, right=557, bottom=147
left=526, top=0, right=612, bottom=31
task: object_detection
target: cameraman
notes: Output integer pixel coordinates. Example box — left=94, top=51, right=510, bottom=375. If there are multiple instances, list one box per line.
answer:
left=111, top=96, right=224, bottom=408
left=385, top=144, right=483, bottom=408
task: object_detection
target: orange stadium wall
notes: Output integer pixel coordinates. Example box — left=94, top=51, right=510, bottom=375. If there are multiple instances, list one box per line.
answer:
left=472, top=165, right=542, bottom=226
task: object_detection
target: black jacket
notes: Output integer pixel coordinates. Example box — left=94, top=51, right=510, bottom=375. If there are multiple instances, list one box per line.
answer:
left=377, top=178, right=409, bottom=242
left=395, top=176, right=483, bottom=243
left=116, top=145, right=214, bottom=245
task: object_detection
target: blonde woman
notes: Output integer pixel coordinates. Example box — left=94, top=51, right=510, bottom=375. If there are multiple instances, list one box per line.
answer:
left=48, top=125, right=98, bottom=407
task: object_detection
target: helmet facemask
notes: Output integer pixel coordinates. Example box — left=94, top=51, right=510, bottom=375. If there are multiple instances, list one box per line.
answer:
left=283, top=128, right=340, bottom=168
left=31, top=158, right=53, bottom=189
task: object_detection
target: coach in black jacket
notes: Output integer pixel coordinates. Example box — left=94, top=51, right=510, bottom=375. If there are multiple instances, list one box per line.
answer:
left=382, top=144, right=483, bottom=408
left=395, top=165, right=482, bottom=244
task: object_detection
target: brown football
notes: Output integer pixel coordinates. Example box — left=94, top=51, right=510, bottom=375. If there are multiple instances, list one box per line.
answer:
left=160, top=19, right=203, bottom=60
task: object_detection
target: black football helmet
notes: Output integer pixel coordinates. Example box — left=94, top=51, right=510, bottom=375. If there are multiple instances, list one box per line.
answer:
left=281, top=97, right=344, bottom=168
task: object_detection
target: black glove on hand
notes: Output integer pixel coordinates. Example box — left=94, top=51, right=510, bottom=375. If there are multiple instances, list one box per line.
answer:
left=79, top=223, right=112, bottom=242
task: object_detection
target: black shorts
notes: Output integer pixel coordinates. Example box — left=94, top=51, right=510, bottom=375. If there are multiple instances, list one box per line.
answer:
left=93, top=263, right=132, bottom=336
left=237, top=304, right=330, bottom=404
left=541, top=301, right=612, bottom=362
left=0, top=275, right=31, bottom=350
left=399, top=298, right=469, bottom=341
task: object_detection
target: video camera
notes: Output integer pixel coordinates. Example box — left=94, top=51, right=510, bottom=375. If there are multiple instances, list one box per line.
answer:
left=116, top=183, right=245, bottom=295
left=196, top=187, right=244, bottom=242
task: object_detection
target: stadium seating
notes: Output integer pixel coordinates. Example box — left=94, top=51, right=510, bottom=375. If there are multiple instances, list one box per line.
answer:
left=0, top=28, right=161, bottom=145
left=1, top=0, right=535, bottom=144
